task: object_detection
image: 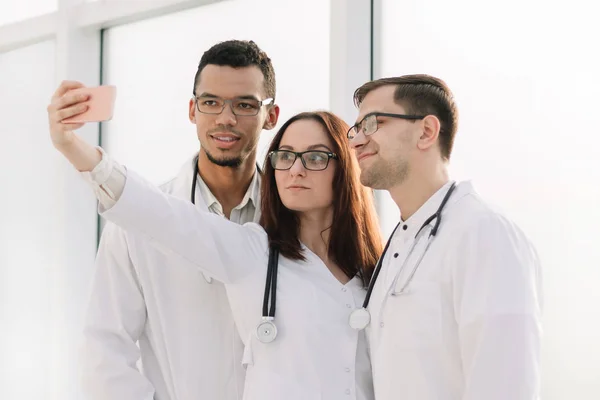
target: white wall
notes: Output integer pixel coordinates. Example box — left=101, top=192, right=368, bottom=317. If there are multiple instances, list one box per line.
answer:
left=0, top=0, right=57, bottom=25
left=377, top=0, right=600, bottom=398
left=0, top=39, right=61, bottom=400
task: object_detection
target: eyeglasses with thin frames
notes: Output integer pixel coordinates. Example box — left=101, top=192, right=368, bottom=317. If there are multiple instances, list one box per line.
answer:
left=268, top=150, right=338, bottom=171
left=194, top=95, right=274, bottom=116
left=347, top=112, right=425, bottom=140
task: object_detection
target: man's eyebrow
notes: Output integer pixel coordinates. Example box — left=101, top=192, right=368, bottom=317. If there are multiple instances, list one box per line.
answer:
left=236, top=95, right=261, bottom=101
left=196, top=93, right=260, bottom=101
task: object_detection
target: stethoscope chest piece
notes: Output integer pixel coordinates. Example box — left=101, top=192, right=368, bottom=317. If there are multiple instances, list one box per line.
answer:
left=256, top=317, right=278, bottom=343
left=257, top=246, right=280, bottom=343
left=349, top=307, right=371, bottom=330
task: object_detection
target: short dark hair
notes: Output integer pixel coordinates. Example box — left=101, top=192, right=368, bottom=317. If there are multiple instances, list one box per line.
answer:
left=353, top=74, right=459, bottom=160
left=193, top=40, right=276, bottom=100
left=260, top=111, right=383, bottom=286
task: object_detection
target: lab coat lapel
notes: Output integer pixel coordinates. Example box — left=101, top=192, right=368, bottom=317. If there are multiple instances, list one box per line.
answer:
left=378, top=181, right=475, bottom=294
left=252, top=172, right=262, bottom=224
left=168, top=153, right=210, bottom=212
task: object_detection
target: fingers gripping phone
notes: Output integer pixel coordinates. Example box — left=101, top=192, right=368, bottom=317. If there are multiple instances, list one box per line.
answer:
left=63, top=85, right=117, bottom=124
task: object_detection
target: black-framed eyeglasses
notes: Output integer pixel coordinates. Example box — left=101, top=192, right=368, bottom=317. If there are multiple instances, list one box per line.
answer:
left=268, top=150, right=338, bottom=171
left=195, top=96, right=274, bottom=116
left=347, top=112, right=426, bottom=139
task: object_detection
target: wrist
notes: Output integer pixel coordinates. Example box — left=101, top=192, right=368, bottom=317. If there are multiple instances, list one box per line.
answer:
left=55, top=135, right=102, bottom=172
left=53, top=136, right=75, bottom=152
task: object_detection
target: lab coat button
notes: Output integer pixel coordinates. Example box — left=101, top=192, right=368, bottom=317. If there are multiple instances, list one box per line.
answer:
left=341, top=287, right=347, bottom=292
left=345, top=389, right=351, bottom=395
left=345, top=367, right=351, bottom=372
left=380, top=322, right=385, bottom=328
left=346, top=304, right=351, bottom=308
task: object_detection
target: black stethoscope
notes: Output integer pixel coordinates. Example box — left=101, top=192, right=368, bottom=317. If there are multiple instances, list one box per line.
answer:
left=190, top=156, right=201, bottom=205
left=348, top=182, right=457, bottom=330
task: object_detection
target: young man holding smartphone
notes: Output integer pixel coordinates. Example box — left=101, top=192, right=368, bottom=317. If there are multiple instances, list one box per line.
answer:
left=46, top=40, right=279, bottom=400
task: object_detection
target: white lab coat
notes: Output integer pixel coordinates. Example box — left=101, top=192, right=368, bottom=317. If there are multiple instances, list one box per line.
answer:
left=79, top=156, right=248, bottom=400
left=367, top=181, right=543, bottom=400
left=95, top=169, right=375, bottom=400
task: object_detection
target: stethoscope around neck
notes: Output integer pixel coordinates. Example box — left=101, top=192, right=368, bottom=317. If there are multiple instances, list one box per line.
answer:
left=348, top=182, right=457, bottom=331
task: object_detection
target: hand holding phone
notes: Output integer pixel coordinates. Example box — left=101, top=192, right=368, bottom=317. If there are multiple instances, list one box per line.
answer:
left=62, top=85, right=117, bottom=124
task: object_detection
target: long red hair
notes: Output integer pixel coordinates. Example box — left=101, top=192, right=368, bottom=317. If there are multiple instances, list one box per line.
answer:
left=259, top=111, right=383, bottom=285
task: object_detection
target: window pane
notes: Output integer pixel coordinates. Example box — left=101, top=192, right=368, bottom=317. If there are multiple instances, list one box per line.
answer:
left=0, top=0, right=57, bottom=25
left=378, top=0, right=600, bottom=398
left=0, top=40, right=59, bottom=399
left=102, top=0, right=330, bottom=184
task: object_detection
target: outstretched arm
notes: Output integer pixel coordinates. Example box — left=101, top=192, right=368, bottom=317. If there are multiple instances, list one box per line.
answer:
left=48, top=81, right=266, bottom=283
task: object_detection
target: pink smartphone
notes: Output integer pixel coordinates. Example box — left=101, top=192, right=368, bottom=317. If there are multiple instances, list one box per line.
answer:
left=63, top=85, right=117, bottom=124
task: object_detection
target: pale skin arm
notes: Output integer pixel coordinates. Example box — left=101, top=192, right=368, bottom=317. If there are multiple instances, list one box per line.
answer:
left=47, top=80, right=103, bottom=171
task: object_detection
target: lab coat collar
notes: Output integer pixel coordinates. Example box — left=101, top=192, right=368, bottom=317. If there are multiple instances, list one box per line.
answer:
left=399, top=180, right=476, bottom=240
left=162, top=154, right=206, bottom=210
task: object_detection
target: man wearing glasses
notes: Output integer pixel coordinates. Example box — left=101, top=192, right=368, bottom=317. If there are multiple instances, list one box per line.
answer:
left=347, top=75, right=542, bottom=400
left=47, top=40, right=279, bottom=400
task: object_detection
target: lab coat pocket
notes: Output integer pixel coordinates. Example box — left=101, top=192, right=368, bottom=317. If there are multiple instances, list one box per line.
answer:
left=385, top=281, right=443, bottom=349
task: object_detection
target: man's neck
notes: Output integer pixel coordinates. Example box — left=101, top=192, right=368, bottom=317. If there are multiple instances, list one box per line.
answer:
left=388, top=163, right=449, bottom=222
left=197, top=151, right=257, bottom=217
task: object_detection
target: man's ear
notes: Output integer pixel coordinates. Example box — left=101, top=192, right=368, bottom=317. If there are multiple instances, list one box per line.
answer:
left=263, top=104, right=280, bottom=130
left=416, top=114, right=441, bottom=151
left=189, top=98, right=196, bottom=123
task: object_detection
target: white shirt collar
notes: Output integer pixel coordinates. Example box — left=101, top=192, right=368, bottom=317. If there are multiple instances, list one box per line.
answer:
left=194, top=162, right=261, bottom=215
